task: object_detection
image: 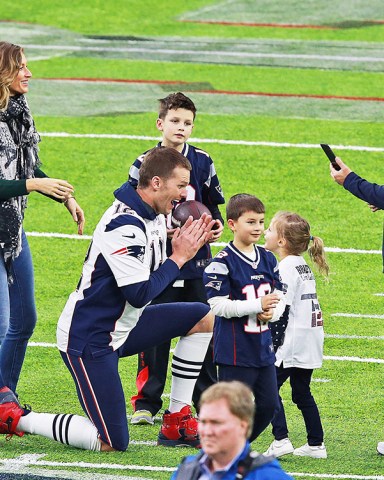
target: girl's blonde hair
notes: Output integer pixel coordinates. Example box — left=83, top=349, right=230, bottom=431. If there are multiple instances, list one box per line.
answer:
left=0, top=42, right=23, bottom=110
left=272, top=211, right=329, bottom=276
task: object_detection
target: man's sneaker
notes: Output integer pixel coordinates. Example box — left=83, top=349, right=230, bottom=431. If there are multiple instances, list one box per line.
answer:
left=293, top=442, right=327, bottom=459
left=130, top=409, right=154, bottom=425
left=0, top=387, right=24, bottom=438
left=157, top=405, right=200, bottom=448
left=377, top=442, right=384, bottom=455
left=264, top=438, right=294, bottom=457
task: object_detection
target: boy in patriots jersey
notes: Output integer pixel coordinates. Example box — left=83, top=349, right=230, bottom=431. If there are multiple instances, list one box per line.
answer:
left=203, top=194, right=286, bottom=442
left=129, top=92, right=225, bottom=427
left=0, top=147, right=215, bottom=451
left=264, top=212, right=328, bottom=459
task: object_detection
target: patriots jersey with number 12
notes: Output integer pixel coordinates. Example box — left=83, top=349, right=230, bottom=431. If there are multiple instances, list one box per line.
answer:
left=204, top=242, right=283, bottom=367
left=57, top=182, right=167, bottom=358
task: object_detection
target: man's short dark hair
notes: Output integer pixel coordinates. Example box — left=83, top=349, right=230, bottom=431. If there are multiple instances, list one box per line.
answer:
left=138, top=146, right=192, bottom=188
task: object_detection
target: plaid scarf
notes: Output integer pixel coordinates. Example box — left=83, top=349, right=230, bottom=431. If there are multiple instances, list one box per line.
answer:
left=0, top=94, right=40, bottom=279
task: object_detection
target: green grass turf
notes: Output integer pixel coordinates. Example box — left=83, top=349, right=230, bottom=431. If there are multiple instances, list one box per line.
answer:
left=0, top=0, right=383, bottom=478
left=2, top=0, right=384, bottom=42
left=24, top=121, right=384, bottom=251
left=33, top=58, right=384, bottom=98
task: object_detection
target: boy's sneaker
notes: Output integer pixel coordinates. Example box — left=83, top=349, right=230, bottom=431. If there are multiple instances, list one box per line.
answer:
left=293, top=443, right=327, bottom=459
left=157, top=405, right=200, bottom=448
left=130, top=409, right=154, bottom=425
left=264, top=438, right=294, bottom=457
left=0, top=387, right=24, bottom=438
left=377, top=442, right=384, bottom=455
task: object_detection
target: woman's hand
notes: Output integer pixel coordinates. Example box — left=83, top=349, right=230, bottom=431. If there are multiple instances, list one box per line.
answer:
left=26, top=177, right=74, bottom=201
left=64, top=197, right=85, bottom=235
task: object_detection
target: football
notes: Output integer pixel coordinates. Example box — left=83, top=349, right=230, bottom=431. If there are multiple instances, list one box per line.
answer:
left=171, top=200, right=211, bottom=227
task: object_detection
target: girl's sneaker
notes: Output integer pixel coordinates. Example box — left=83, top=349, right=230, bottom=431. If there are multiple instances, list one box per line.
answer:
left=293, top=442, right=327, bottom=459
left=264, top=438, right=294, bottom=457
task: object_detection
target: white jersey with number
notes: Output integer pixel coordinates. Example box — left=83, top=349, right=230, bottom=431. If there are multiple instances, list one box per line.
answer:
left=275, top=255, right=324, bottom=369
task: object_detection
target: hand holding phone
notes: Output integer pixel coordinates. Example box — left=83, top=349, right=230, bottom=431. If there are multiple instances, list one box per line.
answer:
left=320, top=144, right=341, bottom=171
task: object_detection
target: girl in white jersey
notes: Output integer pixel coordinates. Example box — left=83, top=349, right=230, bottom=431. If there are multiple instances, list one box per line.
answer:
left=264, top=212, right=329, bottom=459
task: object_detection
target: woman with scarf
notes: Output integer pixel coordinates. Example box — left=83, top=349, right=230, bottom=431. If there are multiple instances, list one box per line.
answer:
left=0, top=41, right=85, bottom=393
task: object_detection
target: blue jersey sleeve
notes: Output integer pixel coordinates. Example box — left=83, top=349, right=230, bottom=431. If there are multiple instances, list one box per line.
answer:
left=121, top=258, right=180, bottom=308
left=128, top=152, right=147, bottom=188
left=201, top=154, right=225, bottom=208
left=203, top=256, right=231, bottom=300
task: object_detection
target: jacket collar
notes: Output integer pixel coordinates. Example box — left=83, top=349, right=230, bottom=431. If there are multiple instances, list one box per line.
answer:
left=113, top=181, right=157, bottom=221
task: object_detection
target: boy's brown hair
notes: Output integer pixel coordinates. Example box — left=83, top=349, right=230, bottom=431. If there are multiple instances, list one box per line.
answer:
left=226, top=194, right=265, bottom=221
left=158, top=92, right=197, bottom=120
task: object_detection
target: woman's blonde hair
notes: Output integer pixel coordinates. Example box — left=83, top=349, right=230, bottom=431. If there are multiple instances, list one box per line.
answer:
left=0, top=42, right=23, bottom=110
left=272, top=211, right=329, bottom=276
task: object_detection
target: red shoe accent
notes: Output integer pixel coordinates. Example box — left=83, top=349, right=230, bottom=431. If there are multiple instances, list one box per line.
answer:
left=130, top=364, right=149, bottom=410
left=0, top=387, right=24, bottom=438
left=157, top=406, right=200, bottom=448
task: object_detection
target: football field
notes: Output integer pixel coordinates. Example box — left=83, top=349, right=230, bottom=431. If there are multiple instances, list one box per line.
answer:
left=0, top=0, right=383, bottom=478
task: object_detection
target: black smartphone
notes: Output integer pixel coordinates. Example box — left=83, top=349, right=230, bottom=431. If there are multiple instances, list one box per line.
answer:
left=320, top=144, right=341, bottom=171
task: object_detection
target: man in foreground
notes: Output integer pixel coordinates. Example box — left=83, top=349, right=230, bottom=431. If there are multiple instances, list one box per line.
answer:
left=171, top=381, right=294, bottom=479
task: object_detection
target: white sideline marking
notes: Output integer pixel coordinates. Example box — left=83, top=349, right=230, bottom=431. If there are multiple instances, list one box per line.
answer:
left=325, top=334, right=384, bottom=340
left=0, top=454, right=174, bottom=472
left=324, top=355, right=384, bottom=364
left=24, top=44, right=384, bottom=64
left=291, top=474, right=384, bottom=480
left=40, top=132, right=384, bottom=153
left=373, top=293, right=384, bottom=296
left=325, top=247, right=381, bottom=254
left=1, top=455, right=383, bottom=479
left=129, top=440, right=157, bottom=446
left=27, top=231, right=92, bottom=240
left=27, top=343, right=384, bottom=363
left=25, top=232, right=381, bottom=255
left=331, top=313, right=384, bottom=319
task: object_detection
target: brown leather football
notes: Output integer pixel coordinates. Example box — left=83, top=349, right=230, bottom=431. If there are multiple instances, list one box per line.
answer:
left=171, top=200, right=211, bottom=227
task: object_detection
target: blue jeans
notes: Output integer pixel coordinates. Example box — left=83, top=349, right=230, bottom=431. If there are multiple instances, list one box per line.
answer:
left=0, top=231, right=37, bottom=392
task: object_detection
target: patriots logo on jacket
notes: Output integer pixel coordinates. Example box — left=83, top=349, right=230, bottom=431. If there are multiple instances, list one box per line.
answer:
left=111, top=245, right=145, bottom=262
left=205, top=279, right=222, bottom=291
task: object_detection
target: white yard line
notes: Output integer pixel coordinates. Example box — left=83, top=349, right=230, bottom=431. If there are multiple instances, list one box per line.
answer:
left=25, top=44, right=384, bottom=64
left=39, top=132, right=384, bottom=153
left=331, top=313, right=384, bottom=319
left=1, top=454, right=383, bottom=479
left=324, top=355, right=384, bottom=364
left=25, top=231, right=381, bottom=255
left=325, top=334, right=384, bottom=340
left=27, top=343, right=383, bottom=363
